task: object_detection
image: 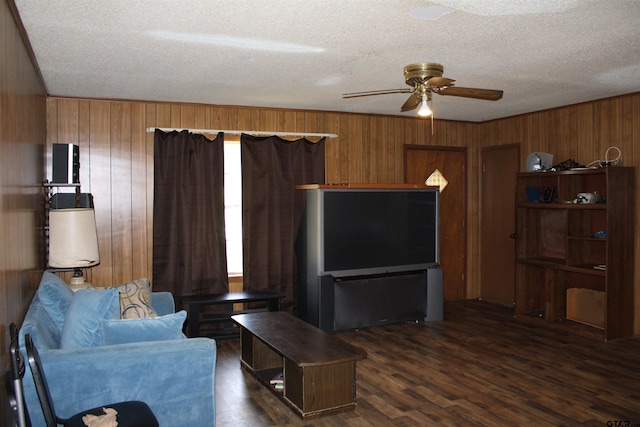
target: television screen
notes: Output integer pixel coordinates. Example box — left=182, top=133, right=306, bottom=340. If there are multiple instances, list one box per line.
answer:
left=319, top=189, right=439, bottom=276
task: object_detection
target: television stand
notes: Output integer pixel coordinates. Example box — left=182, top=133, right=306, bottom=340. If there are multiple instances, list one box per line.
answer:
left=298, top=268, right=443, bottom=333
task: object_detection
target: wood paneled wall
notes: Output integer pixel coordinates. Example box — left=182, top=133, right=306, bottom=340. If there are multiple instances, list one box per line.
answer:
left=1, top=1, right=47, bottom=424
left=45, top=100, right=483, bottom=297
left=482, top=92, right=640, bottom=333
left=46, top=93, right=640, bottom=336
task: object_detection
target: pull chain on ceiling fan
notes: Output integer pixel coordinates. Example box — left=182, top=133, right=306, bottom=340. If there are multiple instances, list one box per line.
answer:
left=343, top=63, right=503, bottom=120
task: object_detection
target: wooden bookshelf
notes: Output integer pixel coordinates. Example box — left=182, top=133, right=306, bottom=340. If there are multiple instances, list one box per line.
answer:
left=514, top=167, right=635, bottom=340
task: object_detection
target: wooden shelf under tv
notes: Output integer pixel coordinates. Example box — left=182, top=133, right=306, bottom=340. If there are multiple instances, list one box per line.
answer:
left=514, top=167, right=635, bottom=340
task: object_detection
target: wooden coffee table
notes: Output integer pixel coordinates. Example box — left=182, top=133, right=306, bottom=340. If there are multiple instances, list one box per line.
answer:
left=231, top=311, right=367, bottom=418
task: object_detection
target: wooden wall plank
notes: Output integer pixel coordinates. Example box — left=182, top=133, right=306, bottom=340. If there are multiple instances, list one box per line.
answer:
left=131, top=102, right=148, bottom=279
left=632, top=96, right=640, bottom=166
left=156, top=104, right=171, bottom=129
left=194, top=105, right=207, bottom=130
left=347, top=115, right=363, bottom=183
left=362, top=116, right=373, bottom=182
left=609, top=98, right=622, bottom=156
left=89, top=100, right=113, bottom=286
left=376, top=117, right=389, bottom=183
left=339, top=114, right=350, bottom=184
left=78, top=100, right=91, bottom=185
left=620, top=96, right=633, bottom=164
left=170, top=104, right=181, bottom=128
left=56, top=99, right=78, bottom=145
left=110, top=102, right=133, bottom=284
left=633, top=96, right=640, bottom=331
left=145, top=103, right=157, bottom=280
left=383, top=118, right=394, bottom=182
left=180, top=104, right=195, bottom=129
left=259, top=109, right=278, bottom=133
left=324, top=113, right=341, bottom=184
left=279, top=110, right=297, bottom=134
left=576, top=104, right=593, bottom=165
left=304, top=111, right=324, bottom=139
left=45, top=98, right=58, bottom=171
left=393, top=117, right=404, bottom=182
left=594, top=101, right=609, bottom=162
left=210, top=106, right=230, bottom=130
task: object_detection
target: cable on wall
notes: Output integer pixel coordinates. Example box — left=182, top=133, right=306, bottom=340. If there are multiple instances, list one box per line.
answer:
left=586, top=146, right=623, bottom=168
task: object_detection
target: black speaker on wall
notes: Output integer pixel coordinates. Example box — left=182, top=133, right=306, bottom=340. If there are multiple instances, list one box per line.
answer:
left=52, top=143, right=79, bottom=184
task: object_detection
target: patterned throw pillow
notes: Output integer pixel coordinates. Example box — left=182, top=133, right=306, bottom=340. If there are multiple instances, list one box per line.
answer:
left=118, top=277, right=158, bottom=319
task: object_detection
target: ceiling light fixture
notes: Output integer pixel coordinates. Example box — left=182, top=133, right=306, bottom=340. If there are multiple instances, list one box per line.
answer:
left=417, top=95, right=432, bottom=117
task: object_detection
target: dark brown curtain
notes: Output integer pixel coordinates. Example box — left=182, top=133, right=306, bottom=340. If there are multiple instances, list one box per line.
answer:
left=153, top=130, right=228, bottom=297
left=241, top=134, right=325, bottom=312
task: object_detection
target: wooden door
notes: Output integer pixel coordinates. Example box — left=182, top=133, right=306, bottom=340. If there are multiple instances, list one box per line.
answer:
left=405, top=146, right=466, bottom=301
left=481, top=144, right=519, bottom=305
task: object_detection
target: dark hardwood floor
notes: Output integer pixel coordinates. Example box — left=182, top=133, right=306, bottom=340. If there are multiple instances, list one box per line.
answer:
left=215, top=300, right=640, bottom=426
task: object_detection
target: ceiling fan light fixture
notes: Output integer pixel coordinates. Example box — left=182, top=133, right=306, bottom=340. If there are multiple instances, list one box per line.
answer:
left=342, top=62, right=502, bottom=119
left=418, top=96, right=432, bottom=117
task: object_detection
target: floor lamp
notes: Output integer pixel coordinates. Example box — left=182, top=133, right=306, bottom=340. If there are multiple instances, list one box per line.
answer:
left=48, top=208, right=100, bottom=290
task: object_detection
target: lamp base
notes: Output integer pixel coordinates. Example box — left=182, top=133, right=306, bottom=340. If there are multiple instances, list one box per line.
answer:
left=68, top=269, right=92, bottom=291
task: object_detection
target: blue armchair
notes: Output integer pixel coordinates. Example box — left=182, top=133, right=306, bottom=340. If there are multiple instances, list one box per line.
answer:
left=19, top=272, right=216, bottom=427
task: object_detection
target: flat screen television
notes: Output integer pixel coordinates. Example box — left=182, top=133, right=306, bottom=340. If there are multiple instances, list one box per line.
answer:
left=315, top=188, right=439, bottom=277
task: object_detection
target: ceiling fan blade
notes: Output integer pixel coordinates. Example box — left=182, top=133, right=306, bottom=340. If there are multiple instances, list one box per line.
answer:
left=342, top=89, right=411, bottom=98
left=400, top=93, right=421, bottom=112
left=437, top=86, right=503, bottom=101
left=426, top=76, right=455, bottom=88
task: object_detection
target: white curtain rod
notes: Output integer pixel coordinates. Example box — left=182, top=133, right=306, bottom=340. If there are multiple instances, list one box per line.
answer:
left=146, top=127, right=337, bottom=139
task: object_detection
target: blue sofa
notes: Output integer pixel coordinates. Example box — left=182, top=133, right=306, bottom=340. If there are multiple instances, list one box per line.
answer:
left=19, top=272, right=216, bottom=427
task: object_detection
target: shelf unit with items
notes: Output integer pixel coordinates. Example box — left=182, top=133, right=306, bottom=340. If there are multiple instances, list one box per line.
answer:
left=514, top=167, right=635, bottom=340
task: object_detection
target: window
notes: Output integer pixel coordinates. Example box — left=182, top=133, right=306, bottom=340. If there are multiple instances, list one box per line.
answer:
left=223, top=138, right=243, bottom=275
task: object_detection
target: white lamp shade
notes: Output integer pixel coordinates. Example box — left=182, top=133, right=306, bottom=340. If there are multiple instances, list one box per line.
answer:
left=48, top=208, right=100, bottom=268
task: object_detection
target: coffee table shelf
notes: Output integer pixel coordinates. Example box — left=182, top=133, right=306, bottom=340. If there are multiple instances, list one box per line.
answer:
left=232, top=311, right=366, bottom=418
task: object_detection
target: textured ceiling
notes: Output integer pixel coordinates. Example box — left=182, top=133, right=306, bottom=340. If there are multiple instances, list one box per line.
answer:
left=14, top=0, right=640, bottom=122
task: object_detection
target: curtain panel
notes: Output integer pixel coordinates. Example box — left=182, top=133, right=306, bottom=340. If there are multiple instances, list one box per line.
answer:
left=241, top=134, right=325, bottom=312
left=153, top=130, right=228, bottom=297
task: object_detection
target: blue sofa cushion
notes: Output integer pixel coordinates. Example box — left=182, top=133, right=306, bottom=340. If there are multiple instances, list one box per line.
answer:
left=99, top=310, right=187, bottom=345
left=36, top=271, right=74, bottom=334
left=60, top=287, right=120, bottom=349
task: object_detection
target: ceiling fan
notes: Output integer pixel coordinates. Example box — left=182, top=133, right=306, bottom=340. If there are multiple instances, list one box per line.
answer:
left=342, top=63, right=503, bottom=118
